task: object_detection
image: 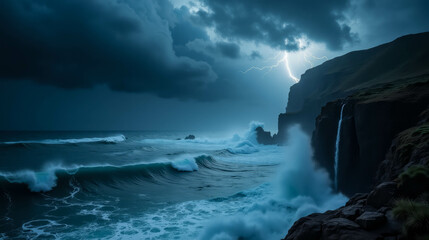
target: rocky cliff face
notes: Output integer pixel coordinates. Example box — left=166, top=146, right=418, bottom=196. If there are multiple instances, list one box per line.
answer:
left=278, top=32, right=429, bottom=239
left=284, top=79, right=429, bottom=240
left=313, top=78, right=429, bottom=195
left=275, top=32, right=429, bottom=142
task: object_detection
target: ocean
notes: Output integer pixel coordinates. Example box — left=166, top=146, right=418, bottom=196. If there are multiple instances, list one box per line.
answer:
left=0, top=123, right=347, bottom=239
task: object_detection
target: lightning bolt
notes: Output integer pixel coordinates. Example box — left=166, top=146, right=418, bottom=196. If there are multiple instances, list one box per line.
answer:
left=242, top=52, right=300, bottom=83
left=303, top=53, right=314, bottom=68
left=284, top=52, right=299, bottom=83
left=303, top=52, right=328, bottom=68
left=307, top=53, right=328, bottom=61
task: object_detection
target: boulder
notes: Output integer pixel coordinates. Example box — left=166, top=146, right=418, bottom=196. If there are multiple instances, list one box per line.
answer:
left=367, top=182, right=397, bottom=208
left=184, top=135, right=195, bottom=140
left=321, top=218, right=380, bottom=240
left=284, top=218, right=322, bottom=240
left=255, top=126, right=275, bottom=145
left=346, top=193, right=368, bottom=206
left=341, top=205, right=363, bottom=220
left=355, top=211, right=386, bottom=230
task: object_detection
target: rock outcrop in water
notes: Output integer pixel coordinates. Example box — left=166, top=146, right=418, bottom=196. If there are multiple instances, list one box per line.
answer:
left=185, top=134, right=196, bottom=140
left=275, top=32, right=429, bottom=239
left=255, top=126, right=276, bottom=145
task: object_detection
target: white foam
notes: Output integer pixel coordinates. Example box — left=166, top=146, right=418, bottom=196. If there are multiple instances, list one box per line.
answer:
left=1, top=167, right=58, bottom=192
left=226, top=140, right=259, bottom=154
left=201, top=125, right=348, bottom=240
left=3, top=134, right=126, bottom=145
left=244, top=121, right=264, bottom=144
left=170, top=158, right=199, bottom=172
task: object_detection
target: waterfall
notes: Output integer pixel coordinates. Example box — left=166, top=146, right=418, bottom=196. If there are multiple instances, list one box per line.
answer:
left=334, top=103, right=345, bottom=191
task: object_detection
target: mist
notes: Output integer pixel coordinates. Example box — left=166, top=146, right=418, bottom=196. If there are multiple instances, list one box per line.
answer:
left=200, top=125, right=347, bottom=240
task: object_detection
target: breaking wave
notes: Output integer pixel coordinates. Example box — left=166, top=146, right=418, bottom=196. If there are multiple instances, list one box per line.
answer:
left=0, top=155, right=212, bottom=193
left=201, top=125, right=348, bottom=240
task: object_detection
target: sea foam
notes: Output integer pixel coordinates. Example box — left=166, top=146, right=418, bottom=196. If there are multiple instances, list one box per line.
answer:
left=2, top=134, right=126, bottom=145
left=1, top=167, right=59, bottom=192
left=170, top=158, right=199, bottom=172
left=200, top=125, right=348, bottom=240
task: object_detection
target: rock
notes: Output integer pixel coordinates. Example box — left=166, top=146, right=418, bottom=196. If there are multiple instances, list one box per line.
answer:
left=184, top=135, right=195, bottom=140
left=341, top=205, right=363, bottom=220
left=284, top=218, right=322, bottom=240
left=255, top=126, right=275, bottom=145
left=279, top=32, right=429, bottom=195
left=377, top=206, right=391, bottom=214
left=324, top=218, right=360, bottom=230
left=355, top=211, right=386, bottom=230
left=372, top=210, right=402, bottom=238
left=284, top=212, right=336, bottom=240
left=346, top=193, right=368, bottom=206
left=322, top=218, right=380, bottom=240
left=367, top=182, right=397, bottom=208
left=280, top=32, right=429, bottom=138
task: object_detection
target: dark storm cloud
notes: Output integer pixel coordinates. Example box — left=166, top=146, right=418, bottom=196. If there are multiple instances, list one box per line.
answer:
left=215, top=42, right=241, bottom=59
left=185, top=39, right=241, bottom=59
left=0, top=0, right=217, bottom=100
left=171, top=6, right=209, bottom=46
left=250, top=51, right=262, bottom=60
left=350, top=0, right=429, bottom=44
left=195, top=0, right=355, bottom=51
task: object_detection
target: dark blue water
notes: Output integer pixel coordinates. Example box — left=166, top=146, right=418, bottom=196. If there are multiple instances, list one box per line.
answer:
left=0, top=125, right=347, bottom=239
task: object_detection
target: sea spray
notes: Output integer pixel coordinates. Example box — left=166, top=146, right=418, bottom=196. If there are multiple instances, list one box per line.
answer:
left=170, top=158, right=199, bottom=172
left=0, top=125, right=346, bottom=239
left=226, top=140, right=259, bottom=154
left=334, top=104, right=346, bottom=191
left=201, top=125, right=347, bottom=240
left=1, top=165, right=60, bottom=192
left=245, top=121, right=265, bottom=144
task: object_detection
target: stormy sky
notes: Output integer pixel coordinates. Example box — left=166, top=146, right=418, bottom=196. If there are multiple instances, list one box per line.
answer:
left=1, top=0, right=428, bottom=131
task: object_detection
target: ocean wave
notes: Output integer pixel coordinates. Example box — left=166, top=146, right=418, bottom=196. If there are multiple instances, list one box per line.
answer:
left=201, top=126, right=348, bottom=240
left=170, top=158, right=199, bottom=172
left=0, top=155, right=213, bottom=193
left=226, top=140, right=259, bottom=154
left=140, top=121, right=265, bottom=147
left=1, top=134, right=126, bottom=145
left=1, top=169, right=58, bottom=192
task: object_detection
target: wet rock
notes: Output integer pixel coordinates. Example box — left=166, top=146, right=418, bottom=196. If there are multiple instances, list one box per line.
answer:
left=184, top=135, right=195, bottom=140
left=346, top=193, right=368, bottom=206
left=255, top=126, right=275, bottom=145
left=367, top=182, right=397, bottom=208
left=341, top=205, right=363, bottom=220
left=377, top=206, right=391, bottom=214
left=284, top=218, right=322, bottom=240
left=322, top=218, right=380, bottom=240
left=324, top=217, right=360, bottom=230
left=355, top=211, right=386, bottom=230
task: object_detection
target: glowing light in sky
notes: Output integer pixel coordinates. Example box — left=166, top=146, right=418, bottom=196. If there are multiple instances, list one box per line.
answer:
left=242, top=51, right=300, bottom=83
left=303, top=52, right=328, bottom=68
left=284, top=52, right=299, bottom=83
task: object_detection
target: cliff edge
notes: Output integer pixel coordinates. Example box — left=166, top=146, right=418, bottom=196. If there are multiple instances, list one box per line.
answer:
left=277, top=32, right=429, bottom=239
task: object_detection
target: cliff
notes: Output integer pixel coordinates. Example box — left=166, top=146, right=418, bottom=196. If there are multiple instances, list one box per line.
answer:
left=313, top=77, right=429, bottom=195
left=276, top=32, right=429, bottom=141
left=278, top=32, right=429, bottom=239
